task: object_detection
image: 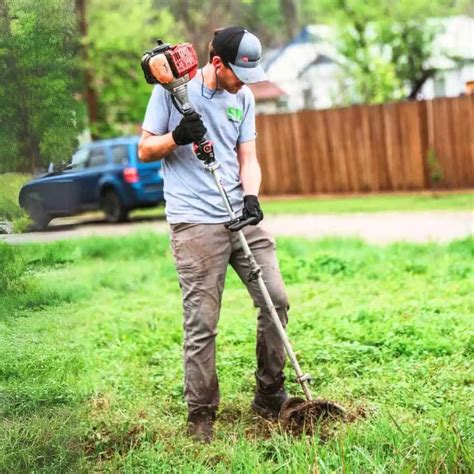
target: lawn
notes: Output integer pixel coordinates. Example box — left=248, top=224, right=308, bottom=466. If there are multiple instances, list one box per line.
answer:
left=133, top=192, right=474, bottom=220
left=1, top=234, right=472, bottom=472
left=260, top=192, right=474, bottom=214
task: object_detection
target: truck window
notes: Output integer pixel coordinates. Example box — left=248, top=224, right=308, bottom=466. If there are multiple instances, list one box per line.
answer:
left=111, top=145, right=129, bottom=165
left=88, top=147, right=107, bottom=168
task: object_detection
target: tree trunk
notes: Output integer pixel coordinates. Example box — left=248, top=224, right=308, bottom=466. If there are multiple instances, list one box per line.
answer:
left=25, top=118, right=41, bottom=174
left=280, top=0, right=300, bottom=40
left=75, top=0, right=99, bottom=138
left=408, top=69, right=437, bottom=100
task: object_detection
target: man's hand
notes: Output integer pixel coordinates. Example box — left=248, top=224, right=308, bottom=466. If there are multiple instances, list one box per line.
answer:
left=172, top=112, right=207, bottom=146
left=243, top=195, right=264, bottom=224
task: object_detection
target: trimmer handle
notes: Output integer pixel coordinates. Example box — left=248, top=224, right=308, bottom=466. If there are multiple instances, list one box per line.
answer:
left=225, top=216, right=259, bottom=232
left=182, top=101, right=256, bottom=232
left=193, top=137, right=215, bottom=163
left=180, top=105, right=216, bottom=164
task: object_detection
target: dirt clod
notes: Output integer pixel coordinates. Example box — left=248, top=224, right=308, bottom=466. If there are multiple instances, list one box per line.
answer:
left=279, top=397, right=349, bottom=436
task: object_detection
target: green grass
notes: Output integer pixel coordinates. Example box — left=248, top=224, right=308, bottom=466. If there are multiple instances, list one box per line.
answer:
left=260, top=192, right=474, bottom=214
left=1, top=234, right=473, bottom=472
left=133, top=192, right=474, bottom=220
left=0, top=173, right=32, bottom=231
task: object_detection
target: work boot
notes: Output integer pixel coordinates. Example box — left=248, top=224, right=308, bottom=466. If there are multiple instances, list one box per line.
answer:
left=251, top=377, right=288, bottom=419
left=186, top=408, right=216, bottom=443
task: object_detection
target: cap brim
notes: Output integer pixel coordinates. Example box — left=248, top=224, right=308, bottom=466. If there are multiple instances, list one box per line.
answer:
left=228, top=63, right=267, bottom=84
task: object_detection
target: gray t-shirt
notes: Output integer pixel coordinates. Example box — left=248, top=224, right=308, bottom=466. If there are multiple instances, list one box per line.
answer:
left=142, top=73, right=257, bottom=224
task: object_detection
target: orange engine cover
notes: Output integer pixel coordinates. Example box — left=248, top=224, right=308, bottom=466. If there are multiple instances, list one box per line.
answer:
left=166, top=43, right=198, bottom=80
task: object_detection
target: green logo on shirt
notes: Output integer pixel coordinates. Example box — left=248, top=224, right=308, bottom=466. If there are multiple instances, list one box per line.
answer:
left=227, top=107, right=243, bottom=122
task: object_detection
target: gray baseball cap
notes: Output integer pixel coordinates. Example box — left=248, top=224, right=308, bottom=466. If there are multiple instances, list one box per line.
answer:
left=212, top=26, right=266, bottom=84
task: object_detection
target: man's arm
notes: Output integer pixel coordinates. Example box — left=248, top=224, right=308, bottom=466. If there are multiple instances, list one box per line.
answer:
left=138, top=130, right=177, bottom=163
left=139, top=112, right=207, bottom=163
left=237, top=139, right=261, bottom=196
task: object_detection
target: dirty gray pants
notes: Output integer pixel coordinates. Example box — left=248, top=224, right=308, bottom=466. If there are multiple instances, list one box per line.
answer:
left=170, top=223, right=289, bottom=415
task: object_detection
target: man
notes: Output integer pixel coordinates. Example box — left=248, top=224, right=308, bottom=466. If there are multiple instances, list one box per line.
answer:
left=139, top=26, right=289, bottom=443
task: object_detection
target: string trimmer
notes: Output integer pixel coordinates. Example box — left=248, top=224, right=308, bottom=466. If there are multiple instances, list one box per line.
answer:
left=141, top=41, right=346, bottom=433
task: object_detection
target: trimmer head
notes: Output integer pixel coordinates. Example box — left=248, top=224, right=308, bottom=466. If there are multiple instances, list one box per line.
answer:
left=279, top=397, right=347, bottom=436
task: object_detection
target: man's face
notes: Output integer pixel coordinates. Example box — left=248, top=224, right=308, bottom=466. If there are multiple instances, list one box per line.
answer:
left=213, top=57, right=245, bottom=94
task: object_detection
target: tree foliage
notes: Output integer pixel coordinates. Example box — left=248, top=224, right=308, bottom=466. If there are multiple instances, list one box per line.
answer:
left=0, top=0, right=81, bottom=172
left=83, top=0, right=177, bottom=137
left=316, top=0, right=470, bottom=103
left=1, top=0, right=471, bottom=172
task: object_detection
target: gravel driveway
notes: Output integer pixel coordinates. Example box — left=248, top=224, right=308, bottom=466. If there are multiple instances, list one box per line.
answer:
left=1, top=210, right=472, bottom=245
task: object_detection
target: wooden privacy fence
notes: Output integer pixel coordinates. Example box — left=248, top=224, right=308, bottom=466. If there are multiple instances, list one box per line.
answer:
left=255, top=95, right=474, bottom=195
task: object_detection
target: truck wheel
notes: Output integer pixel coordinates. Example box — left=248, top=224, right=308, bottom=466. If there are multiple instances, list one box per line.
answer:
left=101, top=189, right=128, bottom=223
left=25, top=197, right=51, bottom=230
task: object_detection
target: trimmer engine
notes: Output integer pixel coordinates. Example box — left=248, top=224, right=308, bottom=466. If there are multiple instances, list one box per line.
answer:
left=141, top=41, right=198, bottom=112
left=141, top=40, right=216, bottom=165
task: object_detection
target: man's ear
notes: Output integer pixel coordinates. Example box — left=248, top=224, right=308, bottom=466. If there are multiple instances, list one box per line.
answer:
left=211, top=56, right=223, bottom=69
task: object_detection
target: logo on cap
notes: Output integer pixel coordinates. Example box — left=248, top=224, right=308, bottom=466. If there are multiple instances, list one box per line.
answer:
left=241, top=56, right=249, bottom=62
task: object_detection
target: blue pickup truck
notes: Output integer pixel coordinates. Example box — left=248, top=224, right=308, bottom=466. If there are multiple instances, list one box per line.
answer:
left=19, top=136, right=164, bottom=229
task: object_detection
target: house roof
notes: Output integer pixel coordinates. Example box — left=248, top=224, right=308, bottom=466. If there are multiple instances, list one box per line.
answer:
left=298, top=54, right=335, bottom=78
left=248, top=81, right=286, bottom=102
left=263, top=25, right=339, bottom=82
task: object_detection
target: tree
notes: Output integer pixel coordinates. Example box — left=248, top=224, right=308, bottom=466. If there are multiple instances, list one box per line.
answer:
left=83, top=0, right=309, bottom=136
left=75, top=0, right=99, bottom=139
left=280, top=0, right=300, bottom=39
left=83, top=0, right=177, bottom=137
left=0, top=0, right=82, bottom=173
left=0, top=0, right=21, bottom=171
left=378, top=19, right=441, bottom=100
left=156, top=0, right=242, bottom=64
left=314, top=0, right=470, bottom=104
left=157, top=0, right=311, bottom=61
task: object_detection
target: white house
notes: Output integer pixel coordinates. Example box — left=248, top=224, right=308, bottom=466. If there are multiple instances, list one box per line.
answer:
left=262, top=24, right=343, bottom=111
left=263, top=16, right=474, bottom=112
left=421, top=16, right=474, bottom=99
